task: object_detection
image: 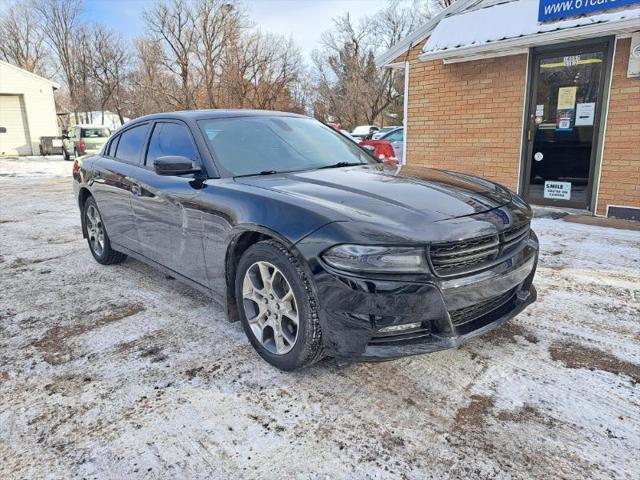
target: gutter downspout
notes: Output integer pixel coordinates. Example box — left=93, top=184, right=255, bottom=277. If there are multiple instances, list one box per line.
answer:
left=402, top=60, right=410, bottom=165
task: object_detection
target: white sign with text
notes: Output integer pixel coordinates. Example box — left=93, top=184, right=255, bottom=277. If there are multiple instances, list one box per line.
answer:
left=544, top=181, right=572, bottom=200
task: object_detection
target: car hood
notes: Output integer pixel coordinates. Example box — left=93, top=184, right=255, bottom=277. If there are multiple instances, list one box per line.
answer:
left=235, top=165, right=512, bottom=225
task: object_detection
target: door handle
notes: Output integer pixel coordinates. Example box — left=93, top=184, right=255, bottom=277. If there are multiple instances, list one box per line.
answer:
left=131, top=184, right=142, bottom=196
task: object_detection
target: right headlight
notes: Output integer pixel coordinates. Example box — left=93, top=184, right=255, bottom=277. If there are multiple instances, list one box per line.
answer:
left=321, top=245, right=428, bottom=273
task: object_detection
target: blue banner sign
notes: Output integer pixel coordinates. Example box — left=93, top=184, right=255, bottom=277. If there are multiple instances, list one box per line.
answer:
left=539, top=0, right=640, bottom=22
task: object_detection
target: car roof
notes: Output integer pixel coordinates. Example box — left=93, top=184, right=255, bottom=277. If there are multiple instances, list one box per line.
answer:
left=352, top=125, right=378, bottom=132
left=130, top=109, right=308, bottom=124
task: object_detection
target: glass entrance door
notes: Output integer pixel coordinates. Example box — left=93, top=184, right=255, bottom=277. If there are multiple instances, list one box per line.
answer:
left=523, top=39, right=612, bottom=209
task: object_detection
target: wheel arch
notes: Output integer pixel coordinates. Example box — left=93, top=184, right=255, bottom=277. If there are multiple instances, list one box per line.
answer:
left=224, top=225, right=307, bottom=323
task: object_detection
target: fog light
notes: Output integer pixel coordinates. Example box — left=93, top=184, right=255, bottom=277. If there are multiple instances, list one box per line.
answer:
left=378, top=322, right=422, bottom=333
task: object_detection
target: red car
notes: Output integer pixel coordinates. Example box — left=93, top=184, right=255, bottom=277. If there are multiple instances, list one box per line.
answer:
left=359, top=138, right=399, bottom=165
left=359, top=127, right=404, bottom=165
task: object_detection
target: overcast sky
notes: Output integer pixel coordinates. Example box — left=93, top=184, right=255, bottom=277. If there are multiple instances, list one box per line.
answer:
left=82, top=0, right=390, bottom=59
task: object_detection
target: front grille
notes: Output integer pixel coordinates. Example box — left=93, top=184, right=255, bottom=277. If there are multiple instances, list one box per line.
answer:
left=449, top=289, right=515, bottom=326
left=429, top=222, right=530, bottom=277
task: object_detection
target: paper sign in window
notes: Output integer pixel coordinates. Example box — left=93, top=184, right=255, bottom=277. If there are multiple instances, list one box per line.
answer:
left=557, top=87, right=577, bottom=110
left=575, top=103, right=596, bottom=126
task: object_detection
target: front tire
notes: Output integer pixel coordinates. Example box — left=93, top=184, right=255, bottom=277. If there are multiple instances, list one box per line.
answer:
left=83, top=197, right=127, bottom=265
left=235, top=240, right=323, bottom=370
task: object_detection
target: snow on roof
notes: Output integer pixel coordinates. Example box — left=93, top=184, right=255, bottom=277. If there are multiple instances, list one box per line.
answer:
left=421, top=0, right=640, bottom=61
left=374, top=0, right=477, bottom=67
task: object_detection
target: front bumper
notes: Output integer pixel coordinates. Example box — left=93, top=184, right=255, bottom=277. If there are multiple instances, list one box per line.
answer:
left=308, top=233, right=538, bottom=360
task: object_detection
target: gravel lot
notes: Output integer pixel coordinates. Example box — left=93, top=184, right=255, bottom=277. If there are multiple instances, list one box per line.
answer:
left=1, top=157, right=639, bottom=479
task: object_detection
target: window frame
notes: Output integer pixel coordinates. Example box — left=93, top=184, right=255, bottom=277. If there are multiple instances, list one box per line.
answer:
left=110, top=122, right=152, bottom=166
left=104, top=134, right=120, bottom=158
left=144, top=120, right=201, bottom=171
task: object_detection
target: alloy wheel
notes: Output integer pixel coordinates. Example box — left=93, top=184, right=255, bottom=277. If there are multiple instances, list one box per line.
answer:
left=242, top=261, right=299, bottom=355
left=86, top=204, right=105, bottom=257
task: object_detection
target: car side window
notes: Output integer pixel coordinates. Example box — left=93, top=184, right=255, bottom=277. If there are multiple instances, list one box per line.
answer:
left=114, top=123, right=150, bottom=165
left=385, top=130, right=403, bottom=141
left=106, top=135, right=119, bottom=157
left=146, top=122, right=199, bottom=168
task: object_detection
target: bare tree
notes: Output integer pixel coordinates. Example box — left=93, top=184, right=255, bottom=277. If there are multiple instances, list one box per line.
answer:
left=33, top=0, right=84, bottom=121
left=132, top=0, right=306, bottom=115
left=73, top=25, right=97, bottom=122
left=193, top=0, right=242, bottom=108
left=130, top=38, right=180, bottom=114
left=144, top=0, right=197, bottom=110
left=312, top=2, right=433, bottom=129
left=90, top=25, right=129, bottom=125
left=0, top=2, right=49, bottom=75
left=235, top=32, right=303, bottom=111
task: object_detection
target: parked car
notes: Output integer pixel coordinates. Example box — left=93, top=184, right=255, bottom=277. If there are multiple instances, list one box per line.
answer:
left=339, top=129, right=360, bottom=143
left=350, top=125, right=380, bottom=140
left=371, top=126, right=402, bottom=140
left=73, top=110, right=538, bottom=370
left=63, top=125, right=111, bottom=160
left=359, top=127, right=404, bottom=164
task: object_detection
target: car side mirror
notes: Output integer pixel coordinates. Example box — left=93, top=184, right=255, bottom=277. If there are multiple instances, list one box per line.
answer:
left=154, top=156, right=201, bottom=176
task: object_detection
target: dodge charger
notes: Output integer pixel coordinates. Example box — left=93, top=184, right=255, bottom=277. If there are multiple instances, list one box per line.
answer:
left=72, top=110, right=538, bottom=370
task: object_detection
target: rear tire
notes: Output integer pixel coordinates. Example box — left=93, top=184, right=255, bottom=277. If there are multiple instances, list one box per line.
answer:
left=83, top=197, right=127, bottom=265
left=235, top=240, right=323, bottom=370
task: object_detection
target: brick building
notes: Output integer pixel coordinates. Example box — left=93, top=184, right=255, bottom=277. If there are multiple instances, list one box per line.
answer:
left=377, top=0, right=640, bottom=218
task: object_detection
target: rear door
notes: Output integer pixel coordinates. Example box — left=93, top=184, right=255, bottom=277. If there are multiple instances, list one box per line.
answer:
left=129, top=120, right=208, bottom=285
left=90, top=122, right=151, bottom=253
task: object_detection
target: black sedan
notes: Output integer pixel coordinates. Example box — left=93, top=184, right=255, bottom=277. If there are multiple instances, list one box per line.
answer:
left=72, top=110, right=538, bottom=370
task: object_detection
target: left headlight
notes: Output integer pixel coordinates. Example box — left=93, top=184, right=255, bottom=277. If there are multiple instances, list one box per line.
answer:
left=321, top=245, right=427, bottom=273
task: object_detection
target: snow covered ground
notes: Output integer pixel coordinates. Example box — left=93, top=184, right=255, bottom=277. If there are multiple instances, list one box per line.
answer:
left=1, top=157, right=639, bottom=479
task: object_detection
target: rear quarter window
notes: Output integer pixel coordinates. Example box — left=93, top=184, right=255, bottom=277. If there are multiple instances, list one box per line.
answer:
left=114, top=123, right=150, bottom=164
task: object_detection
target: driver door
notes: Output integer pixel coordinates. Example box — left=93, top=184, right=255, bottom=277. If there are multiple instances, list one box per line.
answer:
left=129, top=120, right=209, bottom=286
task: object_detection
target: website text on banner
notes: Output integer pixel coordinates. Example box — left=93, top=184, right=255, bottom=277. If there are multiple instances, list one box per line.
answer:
left=539, top=0, right=640, bottom=22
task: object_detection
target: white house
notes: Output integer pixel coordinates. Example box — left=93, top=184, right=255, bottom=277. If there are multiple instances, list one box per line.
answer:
left=0, top=61, right=60, bottom=156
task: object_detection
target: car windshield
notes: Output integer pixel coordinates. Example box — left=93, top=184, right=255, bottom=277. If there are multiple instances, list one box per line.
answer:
left=81, top=128, right=110, bottom=138
left=199, top=116, right=374, bottom=177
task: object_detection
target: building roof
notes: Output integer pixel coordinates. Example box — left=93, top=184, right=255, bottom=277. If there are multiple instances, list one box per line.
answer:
left=0, top=60, right=60, bottom=89
left=376, top=0, right=640, bottom=66
left=421, top=0, right=640, bottom=61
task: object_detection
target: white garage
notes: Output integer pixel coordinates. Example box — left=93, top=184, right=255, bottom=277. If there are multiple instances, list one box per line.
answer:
left=0, top=61, right=59, bottom=156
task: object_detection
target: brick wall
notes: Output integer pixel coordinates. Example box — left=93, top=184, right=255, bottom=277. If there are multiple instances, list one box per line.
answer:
left=403, top=44, right=528, bottom=191
left=596, top=37, right=640, bottom=215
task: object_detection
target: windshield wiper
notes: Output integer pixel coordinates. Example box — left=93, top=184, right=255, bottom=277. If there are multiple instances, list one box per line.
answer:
left=234, top=170, right=279, bottom=178
left=317, top=162, right=364, bottom=170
